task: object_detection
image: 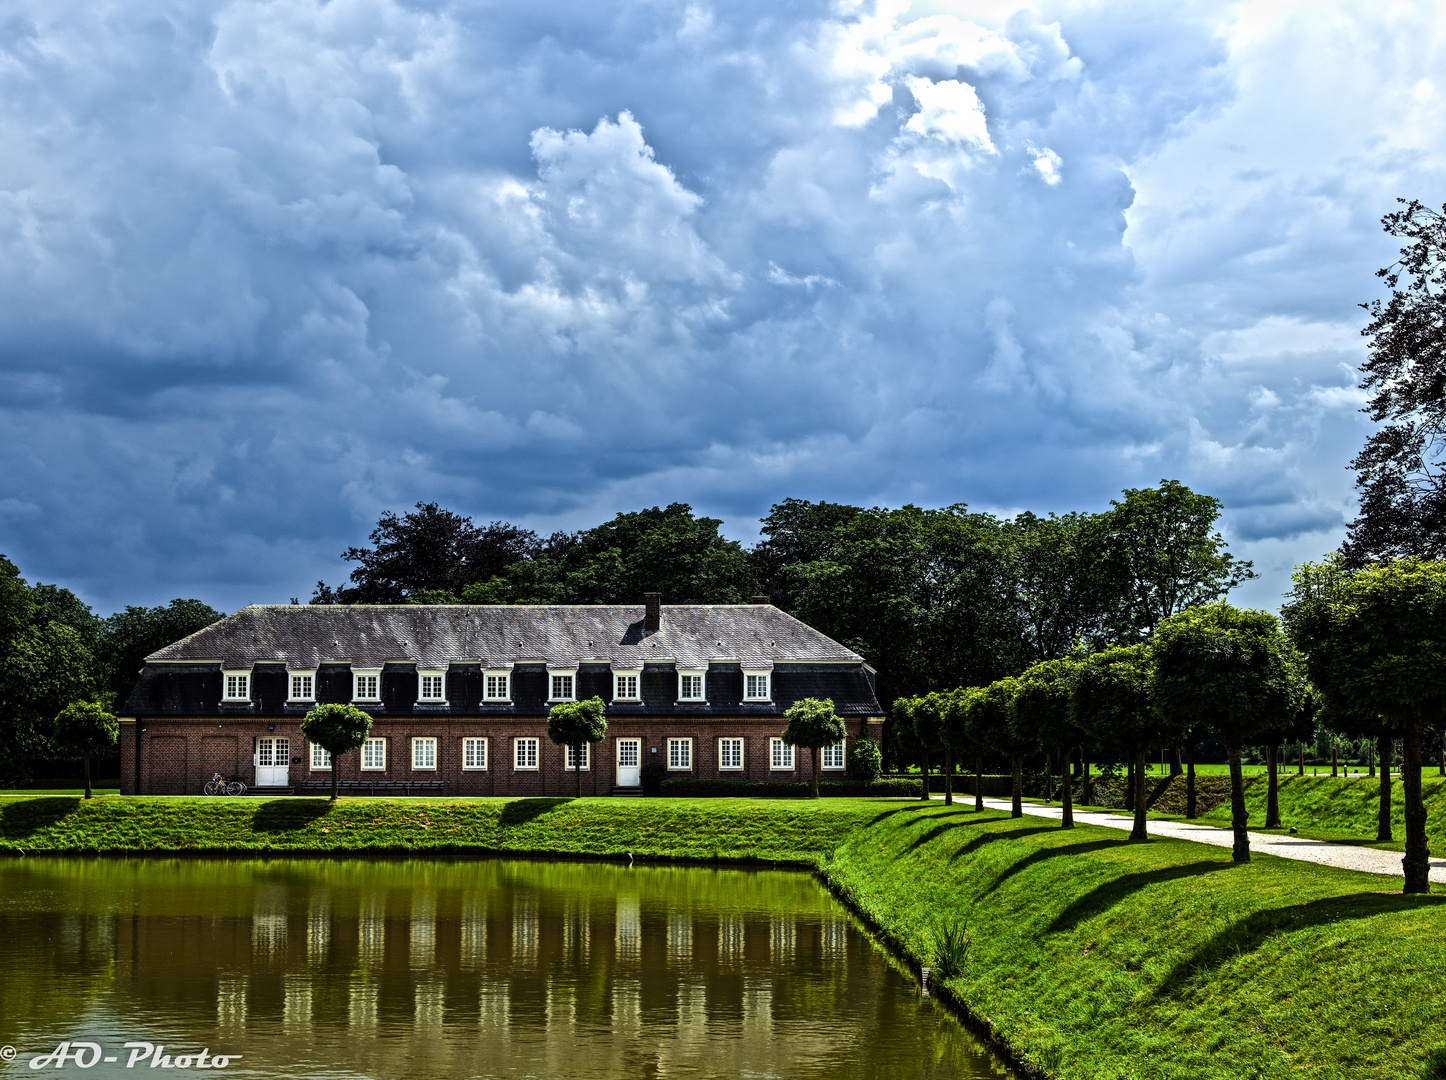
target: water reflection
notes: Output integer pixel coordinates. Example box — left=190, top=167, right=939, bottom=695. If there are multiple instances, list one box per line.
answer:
left=0, top=858, right=1009, bottom=1079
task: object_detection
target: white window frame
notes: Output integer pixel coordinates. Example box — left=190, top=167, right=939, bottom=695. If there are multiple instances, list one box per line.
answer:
left=770, top=738, right=794, bottom=771
left=412, top=736, right=438, bottom=771
left=222, top=671, right=250, bottom=701
left=613, top=671, right=641, bottom=701
left=483, top=671, right=511, bottom=702
left=417, top=670, right=447, bottom=703
left=310, top=742, right=332, bottom=771
left=677, top=670, right=706, bottom=703
left=667, top=737, right=693, bottom=771
left=288, top=671, right=316, bottom=703
left=821, top=739, right=847, bottom=770
left=463, top=737, right=488, bottom=770
left=352, top=669, right=382, bottom=703
left=718, top=737, right=743, bottom=771
left=743, top=670, right=772, bottom=702
left=547, top=670, right=576, bottom=703
left=361, top=737, right=387, bottom=771
left=565, top=743, right=590, bottom=771
left=514, top=737, right=539, bottom=771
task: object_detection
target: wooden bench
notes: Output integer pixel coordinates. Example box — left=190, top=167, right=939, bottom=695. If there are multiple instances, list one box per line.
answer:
left=298, top=780, right=446, bottom=796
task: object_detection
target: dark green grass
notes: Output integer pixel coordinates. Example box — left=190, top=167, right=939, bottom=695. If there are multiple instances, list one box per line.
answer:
left=822, top=803, right=1446, bottom=1080
left=0, top=795, right=874, bottom=862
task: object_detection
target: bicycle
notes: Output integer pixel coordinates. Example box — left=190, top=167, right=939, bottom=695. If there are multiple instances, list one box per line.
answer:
left=203, top=773, right=247, bottom=796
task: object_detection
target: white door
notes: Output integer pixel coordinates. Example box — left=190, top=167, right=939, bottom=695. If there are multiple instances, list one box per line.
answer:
left=255, top=737, right=291, bottom=787
left=616, top=739, right=640, bottom=787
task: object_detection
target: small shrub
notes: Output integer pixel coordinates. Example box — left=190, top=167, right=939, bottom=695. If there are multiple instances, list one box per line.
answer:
left=658, top=778, right=920, bottom=798
left=848, top=735, right=883, bottom=781
left=934, top=918, right=970, bottom=980
left=640, top=761, right=666, bottom=796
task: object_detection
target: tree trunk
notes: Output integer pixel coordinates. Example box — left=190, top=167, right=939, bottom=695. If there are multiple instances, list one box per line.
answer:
left=83, top=753, right=93, bottom=800
left=1265, top=746, right=1280, bottom=828
left=974, top=752, right=984, bottom=811
left=577, top=744, right=585, bottom=799
left=1130, top=747, right=1148, bottom=840
left=1170, top=745, right=1183, bottom=777
left=919, top=751, right=931, bottom=800
left=1377, top=733, right=1393, bottom=842
left=1402, top=721, right=1430, bottom=894
left=1299, top=743, right=1305, bottom=776
left=1124, top=758, right=1135, bottom=812
left=331, top=755, right=339, bottom=803
left=1186, top=743, right=1197, bottom=820
left=1227, top=741, right=1250, bottom=862
left=1331, top=743, right=1338, bottom=777
left=1059, top=745, right=1074, bottom=829
left=1011, top=757, right=1023, bottom=818
left=943, top=748, right=954, bottom=806
left=1081, top=749, right=1092, bottom=806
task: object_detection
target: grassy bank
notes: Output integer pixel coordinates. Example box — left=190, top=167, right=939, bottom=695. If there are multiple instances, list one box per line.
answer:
left=3, top=794, right=1444, bottom=1079
left=1193, top=773, right=1446, bottom=849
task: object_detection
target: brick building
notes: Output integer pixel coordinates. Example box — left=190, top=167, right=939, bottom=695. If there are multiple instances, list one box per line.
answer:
left=120, top=594, right=883, bottom=796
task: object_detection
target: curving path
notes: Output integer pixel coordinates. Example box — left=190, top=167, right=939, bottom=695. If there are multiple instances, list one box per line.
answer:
left=974, top=796, right=1446, bottom=884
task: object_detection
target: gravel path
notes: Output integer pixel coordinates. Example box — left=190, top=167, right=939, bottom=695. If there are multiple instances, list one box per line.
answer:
left=975, top=796, right=1446, bottom=883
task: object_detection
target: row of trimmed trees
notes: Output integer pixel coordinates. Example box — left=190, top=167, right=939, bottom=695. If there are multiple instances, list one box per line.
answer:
left=894, top=557, right=1446, bottom=894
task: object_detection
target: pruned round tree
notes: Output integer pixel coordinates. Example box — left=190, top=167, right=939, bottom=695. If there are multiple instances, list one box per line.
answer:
left=52, top=701, right=118, bottom=800
left=1151, top=603, right=1312, bottom=862
left=938, top=687, right=976, bottom=809
left=300, top=703, right=374, bottom=802
left=1070, top=644, right=1175, bottom=841
left=967, top=677, right=1028, bottom=817
left=911, top=692, right=952, bottom=803
left=782, top=697, right=846, bottom=799
left=1284, top=556, right=1446, bottom=893
left=847, top=733, right=883, bottom=782
left=547, top=696, right=608, bottom=797
left=1012, top=658, right=1082, bottom=828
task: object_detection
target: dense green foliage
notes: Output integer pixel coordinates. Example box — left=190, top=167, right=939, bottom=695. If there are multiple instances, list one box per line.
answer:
left=51, top=702, right=118, bottom=800
left=546, top=696, right=608, bottom=797
left=846, top=734, right=883, bottom=781
left=780, top=697, right=846, bottom=798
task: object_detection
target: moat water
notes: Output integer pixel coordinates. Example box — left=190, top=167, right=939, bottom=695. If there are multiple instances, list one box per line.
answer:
left=0, top=857, right=1010, bottom=1079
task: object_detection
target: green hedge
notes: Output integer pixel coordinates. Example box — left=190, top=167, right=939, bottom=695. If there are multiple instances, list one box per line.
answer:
left=658, top=777, right=920, bottom=798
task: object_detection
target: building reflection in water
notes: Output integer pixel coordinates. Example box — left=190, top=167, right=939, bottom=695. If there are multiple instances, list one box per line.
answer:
left=0, top=859, right=1006, bottom=1080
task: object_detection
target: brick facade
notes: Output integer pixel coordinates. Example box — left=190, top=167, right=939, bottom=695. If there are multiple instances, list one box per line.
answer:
left=121, top=715, right=874, bottom=796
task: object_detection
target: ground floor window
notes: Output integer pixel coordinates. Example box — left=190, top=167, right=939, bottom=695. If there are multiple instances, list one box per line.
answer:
left=821, top=739, right=846, bottom=770
left=310, top=742, right=331, bottom=770
left=463, top=737, right=488, bottom=770
left=566, top=743, right=590, bottom=770
left=515, top=738, right=539, bottom=770
left=412, top=737, right=437, bottom=770
left=361, top=738, right=386, bottom=771
left=718, top=737, right=743, bottom=770
left=770, top=738, right=794, bottom=770
left=668, top=737, right=692, bottom=770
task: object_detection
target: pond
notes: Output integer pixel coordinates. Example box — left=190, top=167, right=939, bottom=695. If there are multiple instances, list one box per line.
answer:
left=0, top=858, right=1010, bottom=1079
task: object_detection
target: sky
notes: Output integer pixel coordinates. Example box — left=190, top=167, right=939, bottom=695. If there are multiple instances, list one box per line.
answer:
left=1, top=0, right=1444, bottom=616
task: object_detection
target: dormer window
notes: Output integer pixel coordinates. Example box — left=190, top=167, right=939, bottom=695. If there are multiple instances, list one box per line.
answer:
left=677, top=670, right=706, bottom=702
left=418, top=671, right=446, bottom=703
left=743, top=670, right=771, bottom=702
left=288, top=672, right=316, bottom=703
left=353, top=670, right=381, bottom=703
left=613, top=671, right=641, bottom=701
left=548, top=670, right=576, bottom=702
left=484, top=671, right=511, bottom=702
left=222, top=671, right=250, bottom=701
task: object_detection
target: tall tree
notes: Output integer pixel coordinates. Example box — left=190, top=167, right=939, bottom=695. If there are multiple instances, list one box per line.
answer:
left=1285, top=556, right=1445, bottom=893
left=1100, top=480, right=1256, bottom=641
left=1150, top=603, right=1312, bottom=863
left=0, top=621, right=97, bottom=781
left=1342, top=200, right=1446, bottom=563
left=101, top=599, right=223, bottom=711
left=780, top=697, right=846, bottom=799
left=1005, top=511, right=1115, bottom=662
left=750, top=498, right=863, bottom=608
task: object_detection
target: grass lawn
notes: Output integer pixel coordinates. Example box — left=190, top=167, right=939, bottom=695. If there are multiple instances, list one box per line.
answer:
left=3, top=794, right=1444, bottom=1079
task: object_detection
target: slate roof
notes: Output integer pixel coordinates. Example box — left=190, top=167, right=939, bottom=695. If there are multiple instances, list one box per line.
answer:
left=145, top=603, right=865, bottom=671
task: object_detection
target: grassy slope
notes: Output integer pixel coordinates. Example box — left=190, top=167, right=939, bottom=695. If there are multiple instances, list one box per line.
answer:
left=822, top=803, right=1446, bottom=1080
left=3, top=795, right=1444, bottom=1080
left=1193, top=774, right=1446, bottom=850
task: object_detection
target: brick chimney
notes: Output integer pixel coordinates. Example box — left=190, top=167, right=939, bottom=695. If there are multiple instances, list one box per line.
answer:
left=644, top=592, right=662, bottom=633
left=751, top=594, right=770, bottom=605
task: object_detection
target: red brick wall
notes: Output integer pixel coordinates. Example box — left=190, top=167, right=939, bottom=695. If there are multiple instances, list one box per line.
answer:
left=126, top=716, right=874, bottom=796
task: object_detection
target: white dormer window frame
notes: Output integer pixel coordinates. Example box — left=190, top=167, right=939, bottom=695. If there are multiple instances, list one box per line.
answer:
left=222, top=671, right=251, bottom=702
left=743, top=670, right=772, bottom=702
left=483, top=670, right=512, bottom=702
left=548, top=669, right=577, bottom=703
left=352, top=669, right=382, bottom=703
left=613, top=671, right=642, bottom=702
left=677, top=669, right=707, bottom=703
left=287, top=671, right=316, bottom=703
left=417, top=669, right=447, bottom=704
